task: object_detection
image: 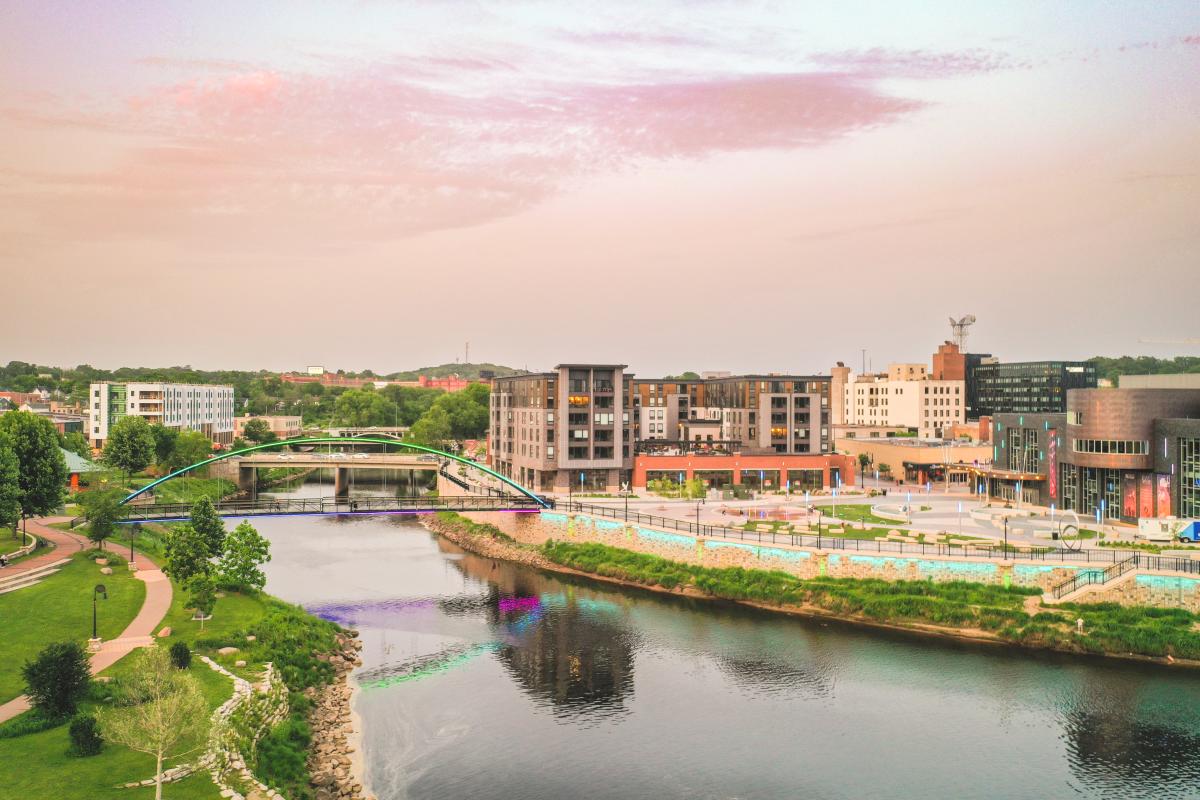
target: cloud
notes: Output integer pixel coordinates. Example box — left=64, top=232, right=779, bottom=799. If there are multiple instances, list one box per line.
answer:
left=0, top=41, right=991, bottom=251
left=808, top=47, right=1014, bottom=78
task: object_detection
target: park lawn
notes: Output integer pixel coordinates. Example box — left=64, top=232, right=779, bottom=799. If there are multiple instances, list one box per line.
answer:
left=740, top=518, right=982, bottom=544
left=0, top=552, right=146, bottom=703
left=824, top=503, right=896, bottom=526
left=0, top=530, right=31, bottom=556
left=0, top=660, right=232, bottom=800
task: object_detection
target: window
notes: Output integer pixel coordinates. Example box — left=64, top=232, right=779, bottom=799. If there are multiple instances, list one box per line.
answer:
left=1072, top=439, right=1149, bottom=455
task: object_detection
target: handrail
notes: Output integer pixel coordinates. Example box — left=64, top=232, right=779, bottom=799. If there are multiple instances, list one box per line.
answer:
left=559, top=501, right=1200, bottom=577
left=1050, top=555, right=1140, bottom=599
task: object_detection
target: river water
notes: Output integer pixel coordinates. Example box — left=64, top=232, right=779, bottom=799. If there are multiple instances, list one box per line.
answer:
left=247, top=482, right=1200, bottom=800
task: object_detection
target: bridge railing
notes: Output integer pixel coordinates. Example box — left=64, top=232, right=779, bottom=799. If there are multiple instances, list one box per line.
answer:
left=118, top=494, right=544, bottom=521
left=559, top=501, right=1200, bottom=573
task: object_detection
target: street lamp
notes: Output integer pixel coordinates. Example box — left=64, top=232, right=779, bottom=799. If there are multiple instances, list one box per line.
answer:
left=129, top=523, right=138, bottom=568
left=695, top=498, right=705, bottom=533
left=92, top=583, right=107, bottom=642
left=906, top=491, right=912, bottom=524
left=816, top=508, right=823, bottom=550
left=1003, top=517, right=1008, bottom=561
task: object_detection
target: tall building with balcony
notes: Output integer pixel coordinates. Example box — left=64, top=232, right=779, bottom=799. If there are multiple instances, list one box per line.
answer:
left=89, top=382, right=235, bottom=449
left=489, top=365, right=634, bottom=494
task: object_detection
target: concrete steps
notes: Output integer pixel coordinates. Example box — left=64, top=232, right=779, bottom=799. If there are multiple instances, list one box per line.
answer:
left=0, top=558, right=69, bottom=594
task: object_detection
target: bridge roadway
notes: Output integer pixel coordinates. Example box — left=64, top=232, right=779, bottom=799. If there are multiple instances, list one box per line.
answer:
left=118, top=494, right=546, bottom=522
left=233, top=452, right=446, bottom=496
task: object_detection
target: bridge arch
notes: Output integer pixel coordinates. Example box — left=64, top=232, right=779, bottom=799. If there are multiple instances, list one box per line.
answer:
left=121, top=436, right=548, bottom=508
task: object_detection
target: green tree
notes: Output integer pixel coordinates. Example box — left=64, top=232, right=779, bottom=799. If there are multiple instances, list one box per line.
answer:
left=103, top=416, right=155, bottom=475
left=162, top=523, right=211, bottom=585
left=333, top=388, right=398, bottom=427
left=240, top=417, right=277, bottom=444
left=188, top=497, right=226, bottom=558
left=22, top=641, right=92, bottom=718
left=407, top=405, right=453, bottom=450
left=100, top=647, right=209, bottom=800
left=149, top=426, right=178, bottom=469
left=62, top=431, right=92, bottom=460
left=167, top=430, right=214, bottom=473
left=432, top=383, right=489, bottom=439
left=0, top=411, right=67, bottom=526
left=381, top=385, right=444, bottom=426
left=217, top=520, right=271, bottom=591
left=185, top=573, right=217, bottom=623
left=0, top=432, right=21, bottom=537
left=77, top=485, right=128, bottom=550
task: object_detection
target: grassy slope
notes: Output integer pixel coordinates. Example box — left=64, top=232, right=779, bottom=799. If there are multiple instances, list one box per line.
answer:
left=0, top=661, right=229, bottom=800
left=0, top=552, right=146, bottom=702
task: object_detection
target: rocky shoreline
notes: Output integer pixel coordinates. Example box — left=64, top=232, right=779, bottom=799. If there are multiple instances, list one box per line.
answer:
left=306, top=630, right=371, bottom=800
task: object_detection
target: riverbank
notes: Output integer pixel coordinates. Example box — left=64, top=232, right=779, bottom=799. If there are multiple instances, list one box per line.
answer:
left=424, top=512, right=1200, bottom=669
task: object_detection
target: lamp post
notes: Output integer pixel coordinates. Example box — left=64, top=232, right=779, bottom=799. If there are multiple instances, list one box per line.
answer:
left=1003, top=517, right=1008, bottom=560
left=816, top=509, right=823, bottom=550
left=129, top=523, right=137, bottom=569
left=957, top=501, right=963, bottom=539
left=906, top=491, right=912, bottom=524
left=695, top=498, right=705, bottom=533
left=92, top=583, right=107, bottom=644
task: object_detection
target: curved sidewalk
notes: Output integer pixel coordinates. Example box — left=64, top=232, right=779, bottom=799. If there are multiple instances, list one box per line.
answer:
left=0, top=518, right=174, bottom=723
left=0, top=517, right=84, bottom=578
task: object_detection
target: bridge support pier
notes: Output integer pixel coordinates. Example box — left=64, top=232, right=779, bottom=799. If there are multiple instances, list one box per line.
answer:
left=237, top=465, right=256, bottom=495
left=334, top=467, right=350, bottom=498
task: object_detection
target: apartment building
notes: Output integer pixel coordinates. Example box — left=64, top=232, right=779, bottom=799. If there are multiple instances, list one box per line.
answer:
left=489, top=365, right=634, bottom=494
left=89, top=382, right=235, bottom=449
left=841, top=369, right=965, bottom=439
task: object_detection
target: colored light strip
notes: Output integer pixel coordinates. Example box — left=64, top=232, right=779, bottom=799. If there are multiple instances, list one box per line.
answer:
left=115, top=507, right=540, bottom=524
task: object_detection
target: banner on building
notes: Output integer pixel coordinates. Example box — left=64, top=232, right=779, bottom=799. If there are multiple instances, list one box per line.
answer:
left=1139, top=473, right=1155, bottom=520
left=1047, top=431, right=1057, bottom=501
left=1156, top=474, right=1173, bottom=518
left=1122, top=473, right=1138, bottom=519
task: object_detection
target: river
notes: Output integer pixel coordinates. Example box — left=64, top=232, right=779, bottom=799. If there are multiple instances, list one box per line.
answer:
left=246, top=480, right=1200, bottom=800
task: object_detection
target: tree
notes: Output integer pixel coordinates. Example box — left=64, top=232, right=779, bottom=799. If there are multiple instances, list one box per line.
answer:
left=218, top=521, right=271, bottom=591
left=149, top=426, right=178, bottom=469
left=185, top=573, right=217, bottom=624
left=407, top=405, right=453, bottom=450
left=167, top=430, right=214, bottom=474
left=62, top=432, right=92, bottom=460
left=68, top=714, right=104, bottom=757
left=103, top=416, right=155, bottom=475
left=22, top=641, right=92, bottom=718
left=0, top=411, right=67, bottom=526
left=240, top=417, right=277, bottom=444
left=189, top=497, right=226, bottom=558
left=432, top=384, right=489, bottom=439
left=333, top=388, right=398, bottom=427
left=168, top=641, right=191, bottom=670
left=381, top=385, right=443, bottom=426
left=100, top=647, right=209, bottom=800
left=0, top=432, right=21, bottom=537
left=162, top=523, right=211, bottom=586
left=77, top=485, right=128, bottom=550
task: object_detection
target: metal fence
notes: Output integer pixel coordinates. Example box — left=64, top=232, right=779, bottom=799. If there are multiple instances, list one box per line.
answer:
left=560, top=501, right=1200, bottom=574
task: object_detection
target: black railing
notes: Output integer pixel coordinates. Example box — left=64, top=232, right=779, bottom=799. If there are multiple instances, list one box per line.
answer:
left=117, top=494, right=543, bottom=521
left=438, top=463, right=472, bottom=491
left=559, top=501, right=1200, bottom=574
left=1051, top=555, right=1140, bottom=599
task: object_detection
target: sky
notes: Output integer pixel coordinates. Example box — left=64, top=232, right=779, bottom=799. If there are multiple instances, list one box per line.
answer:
left=1, top=1, right=1198, bottom=376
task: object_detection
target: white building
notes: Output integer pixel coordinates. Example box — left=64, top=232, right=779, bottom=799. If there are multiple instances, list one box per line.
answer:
left=841, top=364, right=965, bottom=439
left=89, top=382, right=235, bottom=449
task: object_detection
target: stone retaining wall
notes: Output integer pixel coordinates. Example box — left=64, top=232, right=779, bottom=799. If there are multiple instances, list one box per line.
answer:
left=1081, top=573, right=1200, bottom=612
left=462, top=510, right=1082, bottom=591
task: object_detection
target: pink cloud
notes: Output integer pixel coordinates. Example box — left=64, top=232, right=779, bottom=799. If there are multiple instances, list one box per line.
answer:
left=0, top=47, right=961, bottom=250
left=808, top=47, right=1014, bottom=78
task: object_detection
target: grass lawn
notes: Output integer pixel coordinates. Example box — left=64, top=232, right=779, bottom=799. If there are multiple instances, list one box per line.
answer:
left=739, top=518, right=981, bottom=545
left=0, top=552, right=146, bottom=703
left=824, top=503, right=895, bottom=526
left=0, top=530, right=32, bottom=557
left=0, top=659, right=231, bottom=800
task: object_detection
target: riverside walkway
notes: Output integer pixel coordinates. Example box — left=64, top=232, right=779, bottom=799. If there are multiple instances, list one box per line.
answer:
left=0, top=518, right=173, bottom=724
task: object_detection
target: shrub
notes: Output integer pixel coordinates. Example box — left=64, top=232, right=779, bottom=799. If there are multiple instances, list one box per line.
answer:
left=0, top=710, right=68, bottom=739
left=169, top=641, right=191, bottom=670
left=22, top=641, right=92, bottom=718
left=254, top=714, right=312, bottom=796
left=68, top=714, right=103, bottom=756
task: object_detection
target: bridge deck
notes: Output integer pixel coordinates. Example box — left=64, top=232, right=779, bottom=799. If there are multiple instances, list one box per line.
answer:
left=234, top=453, right=446, bottom=469
left=118, top=494, right=545, bottom=522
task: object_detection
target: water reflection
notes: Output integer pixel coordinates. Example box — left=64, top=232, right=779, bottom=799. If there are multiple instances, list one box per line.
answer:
left=248, top=494, right=1200, bottom=800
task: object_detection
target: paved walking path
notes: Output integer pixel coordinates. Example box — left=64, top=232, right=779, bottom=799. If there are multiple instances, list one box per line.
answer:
left=0, top=517, right=83, bottom=579
left=0, top=518, right=174, bottom=724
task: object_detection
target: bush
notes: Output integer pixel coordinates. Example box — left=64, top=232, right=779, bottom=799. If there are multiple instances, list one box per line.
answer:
left=67, top=714, right=103, bottom=756
left=254, top=714, right=312, bottom=796
left=22, top=641, right=92, bottom=718
left=169, top=641, right=191, bottom=670
left=0, top=710, right=68, bottom=739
